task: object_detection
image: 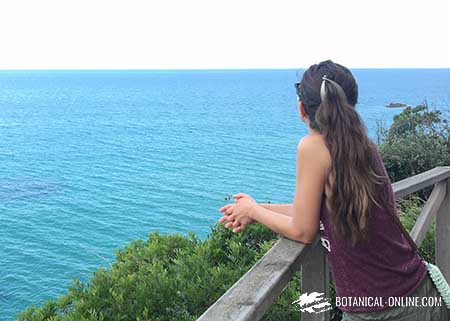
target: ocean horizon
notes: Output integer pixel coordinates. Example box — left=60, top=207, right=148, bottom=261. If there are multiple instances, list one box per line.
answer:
left=1, top=68, right=450, bottom=320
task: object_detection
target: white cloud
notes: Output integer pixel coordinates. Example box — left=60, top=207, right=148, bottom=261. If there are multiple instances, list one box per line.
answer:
left=0, top=0, right=448, bottom=69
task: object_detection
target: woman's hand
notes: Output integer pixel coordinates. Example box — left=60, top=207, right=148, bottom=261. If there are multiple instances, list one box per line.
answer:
left=218, top=208, right=254, bottom=233
left=218, top=193, right=257, bottom=233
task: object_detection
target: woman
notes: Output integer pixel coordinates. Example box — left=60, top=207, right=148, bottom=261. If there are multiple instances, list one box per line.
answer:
left=218, top=60, right=449, bottom=320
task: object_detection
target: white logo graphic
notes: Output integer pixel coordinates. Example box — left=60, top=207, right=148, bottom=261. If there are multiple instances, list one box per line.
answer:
left=321, top=237, right=331, bottom=253
left=292, top=292, right=333, bottom=313
left=319, top=220, right=331, bottom=253
left=319, top=221, right=325, bottom=231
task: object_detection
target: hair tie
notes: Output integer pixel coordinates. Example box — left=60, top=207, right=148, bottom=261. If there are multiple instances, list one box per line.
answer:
left=320, top=74, right=348, bottom=103
left=320, top=75, right=329, bottom=101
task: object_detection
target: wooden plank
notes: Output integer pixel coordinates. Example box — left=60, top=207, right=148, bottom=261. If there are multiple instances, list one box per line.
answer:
left=301, top=241, right=331, bottom=321
left=410, top=181, right=447, bottom=246
left=392, top=166, right=450, bottom=199
left=196, top=237, right=315, bottom=321
left=436, top=178, right=450, bottom=283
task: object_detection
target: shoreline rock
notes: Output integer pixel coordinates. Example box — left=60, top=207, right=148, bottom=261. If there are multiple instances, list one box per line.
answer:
left=385, top=102, right=410, bottom=108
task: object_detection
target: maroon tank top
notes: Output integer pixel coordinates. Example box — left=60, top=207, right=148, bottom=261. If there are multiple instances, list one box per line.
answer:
left=318, top=144, right=428, bottom=313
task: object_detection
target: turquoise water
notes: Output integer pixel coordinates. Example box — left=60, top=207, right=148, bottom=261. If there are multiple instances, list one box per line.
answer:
left=1, top=69, right=449, bottom=320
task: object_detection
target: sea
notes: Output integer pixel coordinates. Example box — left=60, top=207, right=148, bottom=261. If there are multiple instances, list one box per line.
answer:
left=0, top=69, right=449, bottom=320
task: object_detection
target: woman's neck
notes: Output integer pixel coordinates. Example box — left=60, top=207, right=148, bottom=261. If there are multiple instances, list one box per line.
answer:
left=307, top=126, right=321, bottom=136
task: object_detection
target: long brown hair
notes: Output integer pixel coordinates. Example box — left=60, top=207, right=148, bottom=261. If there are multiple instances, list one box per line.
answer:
left=297, top=60, right=391, bottom=246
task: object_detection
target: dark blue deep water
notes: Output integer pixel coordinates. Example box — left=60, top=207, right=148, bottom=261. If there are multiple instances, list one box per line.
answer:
left=1, top=69, right=449, bottom=319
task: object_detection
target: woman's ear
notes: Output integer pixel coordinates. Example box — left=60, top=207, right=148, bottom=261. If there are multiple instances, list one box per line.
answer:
left=298, top=100, right=308, bottom=121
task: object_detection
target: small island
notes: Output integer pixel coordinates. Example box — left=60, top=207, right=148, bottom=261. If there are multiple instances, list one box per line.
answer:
left=385, top=102, right=410, bottom=108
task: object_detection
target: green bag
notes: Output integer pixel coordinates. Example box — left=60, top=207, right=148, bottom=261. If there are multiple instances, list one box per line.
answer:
left=425, top=261, right=450, bottom=310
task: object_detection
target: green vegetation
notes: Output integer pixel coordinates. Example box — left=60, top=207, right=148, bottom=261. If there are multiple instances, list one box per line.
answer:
left=377, top=104, right=450, bottom=183
left=19, top=104, right=450, bottom=321
left=18, top=225, right=281, bottom=321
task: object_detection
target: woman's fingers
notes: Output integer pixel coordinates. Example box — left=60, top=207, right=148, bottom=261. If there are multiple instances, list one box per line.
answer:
left=225, top=221, right=234, bottom=229
left=218, top=203, right=233, bottom=212
left=218, top=204, right=235, bottom=218
left=219, top=214, right=234, bottom=225
left=219, top=209, right=237, bottom=225
left=223, top=215, right=240, bottom=228
left=225, top=206, right=235, bottom=215
left=218, top=207, right=249, bottom=233
left=223, top=219, right=247, bottom=233
left=233, top=192, right=250, bottom=200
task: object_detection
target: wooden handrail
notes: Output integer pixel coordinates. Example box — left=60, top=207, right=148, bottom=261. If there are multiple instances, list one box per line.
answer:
left=197, top=236, right=317, bottom=321
left=410, top=181, right=447, bottom=246
left=392, top=166, right=450, bottom=199
left=197, top=166, right=450, bottom=321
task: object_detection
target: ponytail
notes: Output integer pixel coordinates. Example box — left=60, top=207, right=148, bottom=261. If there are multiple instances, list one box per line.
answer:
left=313, top=74, right=390, bottom=246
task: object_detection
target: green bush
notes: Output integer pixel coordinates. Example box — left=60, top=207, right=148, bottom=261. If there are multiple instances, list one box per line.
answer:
left=18, top=224, right=282, bottom=321
left=377, top=104, right=450, bottom=183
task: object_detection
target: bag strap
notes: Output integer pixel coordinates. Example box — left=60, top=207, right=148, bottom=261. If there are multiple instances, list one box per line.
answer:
left=388, top=204, right=422, bottom=256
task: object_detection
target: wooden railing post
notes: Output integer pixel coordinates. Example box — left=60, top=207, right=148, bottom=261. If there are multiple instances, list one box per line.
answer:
left=301, top=240, right=330, bottom=321
left=436, top=177, right=450, bottom=283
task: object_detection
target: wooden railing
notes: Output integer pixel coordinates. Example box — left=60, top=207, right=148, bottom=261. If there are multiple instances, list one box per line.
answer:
left=197, top=166, right=450, bottom=321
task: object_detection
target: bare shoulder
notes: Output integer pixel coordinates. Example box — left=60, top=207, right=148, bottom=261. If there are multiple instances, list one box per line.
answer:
left=297, top=134, right=332, bottom=174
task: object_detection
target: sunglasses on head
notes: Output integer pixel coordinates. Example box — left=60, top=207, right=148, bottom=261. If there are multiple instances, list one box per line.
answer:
left=294, top=82, right=302, bottom=99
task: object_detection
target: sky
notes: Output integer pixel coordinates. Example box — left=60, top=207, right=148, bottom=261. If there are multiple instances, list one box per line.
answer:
left=0, top=0, right=449, bottom=69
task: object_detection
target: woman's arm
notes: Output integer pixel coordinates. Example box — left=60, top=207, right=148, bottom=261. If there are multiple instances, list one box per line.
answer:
left=248, top=136, right=329, bottom=244
left=249, top=205, right=309, bottom=241
left=258, top=203, right=293, bottom=216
